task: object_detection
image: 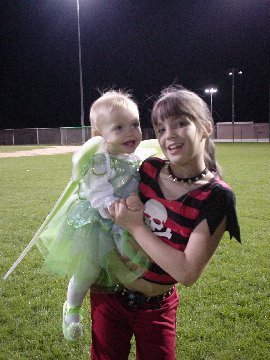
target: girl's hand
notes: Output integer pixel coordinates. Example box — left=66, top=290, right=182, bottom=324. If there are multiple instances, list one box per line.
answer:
left=110, top=198, right=145, bottom=233
left=126, top=193, right=144, bottom=212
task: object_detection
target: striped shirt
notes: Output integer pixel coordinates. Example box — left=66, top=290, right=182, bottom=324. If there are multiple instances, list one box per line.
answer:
left=139, top=157, right=241, bottom=285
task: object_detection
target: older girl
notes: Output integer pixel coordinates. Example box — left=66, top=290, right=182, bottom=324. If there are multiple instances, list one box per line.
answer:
left=90, top=86, right=241, bottom=360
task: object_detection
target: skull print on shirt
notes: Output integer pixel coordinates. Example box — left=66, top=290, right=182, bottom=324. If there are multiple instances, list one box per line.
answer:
left=144, top=199, right=172, bottom=239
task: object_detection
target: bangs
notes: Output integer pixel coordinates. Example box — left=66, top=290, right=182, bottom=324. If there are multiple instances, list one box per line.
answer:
left=152, top=95, right=191, bottom=126
left=151, top=87, right=211, bottom=129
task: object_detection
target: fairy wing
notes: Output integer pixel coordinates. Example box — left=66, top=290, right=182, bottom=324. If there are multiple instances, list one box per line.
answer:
left=2, top=136, right=105, bottom=280
left=134, top=138, right=163, bottom=160
left=72, top=136, right=105, bottom=180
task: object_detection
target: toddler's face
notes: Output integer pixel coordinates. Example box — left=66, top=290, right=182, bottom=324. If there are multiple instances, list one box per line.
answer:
left=100, top=107, right=142, bottom=155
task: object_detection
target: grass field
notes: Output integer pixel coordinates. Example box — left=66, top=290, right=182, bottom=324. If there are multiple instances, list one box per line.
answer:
left=0, top=143, right=269, bottom=359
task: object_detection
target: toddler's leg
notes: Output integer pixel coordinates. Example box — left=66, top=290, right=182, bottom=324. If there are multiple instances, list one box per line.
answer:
left=67, top=275, right=89, bottom=308
left=63, top=269, right=99, bottom=341
left=66, top=255, right=101, bottom=308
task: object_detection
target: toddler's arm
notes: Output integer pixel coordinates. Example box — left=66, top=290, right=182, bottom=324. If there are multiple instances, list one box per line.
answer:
left=85, top=154, right=117, bottom=218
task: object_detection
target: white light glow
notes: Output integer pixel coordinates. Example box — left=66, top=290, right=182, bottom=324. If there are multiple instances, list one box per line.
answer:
left=205, top=88, right=217, bottom=94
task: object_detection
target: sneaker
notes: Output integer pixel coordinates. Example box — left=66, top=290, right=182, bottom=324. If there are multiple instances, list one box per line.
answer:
left=62, top=301, right=83, bottom=341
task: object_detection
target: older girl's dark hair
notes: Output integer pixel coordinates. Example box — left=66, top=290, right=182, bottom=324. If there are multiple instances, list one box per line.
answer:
left=152, top=85, right=222, bottom=177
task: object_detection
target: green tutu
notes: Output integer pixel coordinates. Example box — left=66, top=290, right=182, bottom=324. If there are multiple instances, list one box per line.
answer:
left=37, top=195, right=150, bottom=287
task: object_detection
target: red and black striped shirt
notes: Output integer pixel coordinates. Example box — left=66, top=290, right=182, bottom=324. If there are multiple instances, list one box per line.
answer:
left=139, top=157, right=241, bottom=285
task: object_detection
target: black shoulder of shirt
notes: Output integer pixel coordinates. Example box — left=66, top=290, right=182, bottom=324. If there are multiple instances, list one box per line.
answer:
left=208, top=180, right=241, bottom=243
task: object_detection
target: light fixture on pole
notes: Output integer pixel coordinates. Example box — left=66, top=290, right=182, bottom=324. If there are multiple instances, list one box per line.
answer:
left=76, top=0, right=85, bottom=143
left=205, top=87, right=217, bottom=115
left=228, top=68, right=242, bottom=142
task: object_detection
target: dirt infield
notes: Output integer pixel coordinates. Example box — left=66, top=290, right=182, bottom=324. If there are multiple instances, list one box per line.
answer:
left=0, top=146, right=80, bottom=158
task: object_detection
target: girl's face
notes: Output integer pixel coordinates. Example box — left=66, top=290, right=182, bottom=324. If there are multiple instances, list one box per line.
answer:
left=100, top=107, right=142, bottom=155
left=155, top=116, right=208, bottom=169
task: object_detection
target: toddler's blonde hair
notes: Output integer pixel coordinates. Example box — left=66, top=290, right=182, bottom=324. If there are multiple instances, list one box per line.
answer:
left=89, top=90, right=139, bottom=137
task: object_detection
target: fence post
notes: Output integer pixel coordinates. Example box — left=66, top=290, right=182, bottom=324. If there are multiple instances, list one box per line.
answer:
left=36, top=128, right=39, bottom=145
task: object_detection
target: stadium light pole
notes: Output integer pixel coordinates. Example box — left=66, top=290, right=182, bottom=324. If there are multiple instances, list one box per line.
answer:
left=205, top=87, right=217, bottom=115
left=76, top=0, right=85, bottom=143
left=228, top=68, right=242, bottom=142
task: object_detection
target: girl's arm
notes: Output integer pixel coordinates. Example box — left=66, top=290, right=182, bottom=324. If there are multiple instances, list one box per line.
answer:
left=111, top=198, right=225, bottom=286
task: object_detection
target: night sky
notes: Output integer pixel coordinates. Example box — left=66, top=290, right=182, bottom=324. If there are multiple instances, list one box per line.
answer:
left=1, top=0, right=269, bottom=130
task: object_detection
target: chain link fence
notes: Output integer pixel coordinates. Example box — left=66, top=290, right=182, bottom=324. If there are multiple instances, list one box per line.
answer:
left=0, top=124, right=269, bottom=145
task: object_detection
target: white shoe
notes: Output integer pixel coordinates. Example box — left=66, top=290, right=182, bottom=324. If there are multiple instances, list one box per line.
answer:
left=62, top=301, right=83, bottom=341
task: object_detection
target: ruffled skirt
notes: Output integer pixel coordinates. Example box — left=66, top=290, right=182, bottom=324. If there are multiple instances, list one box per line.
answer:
left=36, top=196, right=149, bottom=288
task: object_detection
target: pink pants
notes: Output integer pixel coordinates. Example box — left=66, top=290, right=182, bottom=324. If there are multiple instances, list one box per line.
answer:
left=90, top=288, right=179, bottom=360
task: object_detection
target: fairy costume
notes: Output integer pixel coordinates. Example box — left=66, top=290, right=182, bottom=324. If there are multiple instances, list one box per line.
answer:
left=34, top=136, right=161, bottom=288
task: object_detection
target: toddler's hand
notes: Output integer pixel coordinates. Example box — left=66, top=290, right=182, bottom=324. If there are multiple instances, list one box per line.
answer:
left=107, top=200, right=118, bottom=219
left=126, top=193, right=144, bottom=212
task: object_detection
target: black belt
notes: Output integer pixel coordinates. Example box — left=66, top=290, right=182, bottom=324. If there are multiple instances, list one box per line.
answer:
left=114, top=285, right=175, bottom=310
